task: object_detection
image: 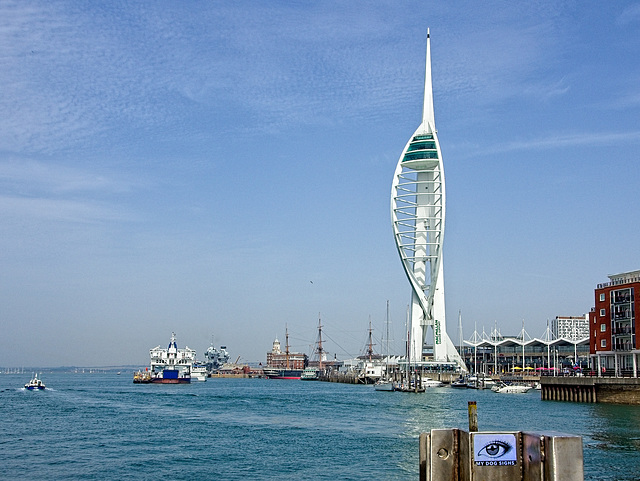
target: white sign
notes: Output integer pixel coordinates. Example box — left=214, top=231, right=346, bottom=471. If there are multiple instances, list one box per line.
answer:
left=473, top=433, right=517, bottom=466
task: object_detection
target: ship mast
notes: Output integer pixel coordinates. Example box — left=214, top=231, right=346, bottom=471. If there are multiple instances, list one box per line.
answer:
left=316, top=314, right=324, bottom=370
left=367, top=317, right=374, bottom=362
left=285, top=325, right=290, bottom=370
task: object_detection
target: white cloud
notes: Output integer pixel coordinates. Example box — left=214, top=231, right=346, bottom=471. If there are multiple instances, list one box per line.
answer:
left=483, top=130, right=640, bottom=155
left=0, top=194, right=134, bottom=224
left=0, top=158, right=139, bottom=195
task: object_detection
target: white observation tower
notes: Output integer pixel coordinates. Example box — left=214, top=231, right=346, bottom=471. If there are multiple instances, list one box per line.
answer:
left=391, top=30, right=466, bottom=371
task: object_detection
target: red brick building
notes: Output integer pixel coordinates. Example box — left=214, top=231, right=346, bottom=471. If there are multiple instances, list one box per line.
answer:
left=590, top=270, right=640, bottom=375
left=266, top=337, right=306, bottom=370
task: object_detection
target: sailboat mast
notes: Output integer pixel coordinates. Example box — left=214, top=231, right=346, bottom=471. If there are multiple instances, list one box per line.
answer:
left=367, top=317, right=374, bottom=362
left=317, top=314, right=324, bottom=370
left=405, top=304, right=411, bottom=380
left=385, top=301, right=390, bottom=360
left=285, top=326, right=290, bottom=370
left=458, top=310, right=463, bottom=359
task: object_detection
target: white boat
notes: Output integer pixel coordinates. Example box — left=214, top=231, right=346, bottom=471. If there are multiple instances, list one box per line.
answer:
left=24, top=373, right=45, bottom=390
left=466, top=374, right=496, bottom=389
left=396, top=381, right=425, bottom=393
left=300, top=367, right=319, bottom=381
left=422, top=377, right=443, bottom=388
left=494, top=383, right=532, bottom=394
left=374, top=379, right=394, bottom=391
left=191, top=364, right=207, bottom=382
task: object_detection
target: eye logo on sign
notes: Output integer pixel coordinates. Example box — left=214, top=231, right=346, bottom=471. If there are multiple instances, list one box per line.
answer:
left=473, top=434, right=517, bottom=466
left=478, top=440, right=512, bottom=458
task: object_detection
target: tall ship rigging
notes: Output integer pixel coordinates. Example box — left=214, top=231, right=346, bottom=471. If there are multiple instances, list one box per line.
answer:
left=263, top=327, right=306, bottom=379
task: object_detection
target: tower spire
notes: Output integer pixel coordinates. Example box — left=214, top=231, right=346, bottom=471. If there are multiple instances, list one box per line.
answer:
left=422, top=28, right=435, bottom=132
left=391, top=30, right=467, bottom=372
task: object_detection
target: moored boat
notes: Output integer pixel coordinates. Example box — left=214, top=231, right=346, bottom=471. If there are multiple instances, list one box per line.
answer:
left=492, top=382, right=532, bottom=394
left=191, top=364, right=207, bottom=382
left=300, top=367, right=319, bottom=381
left=374, top=379, right=395, bottom=391
left=24, top=373, right=45, bottom=390
left=396, top=381, right=425, bottom=393
left=264, top=327, right=305, bottom=380
left=373, top=301, right=394, bottom=392
left=422, top=377, right=443, bottom=388
left=263, top=367, right=303, bottom=379
left=466, top=374, right=496, bottom=390
left=450, top=377, right=467, bottom=388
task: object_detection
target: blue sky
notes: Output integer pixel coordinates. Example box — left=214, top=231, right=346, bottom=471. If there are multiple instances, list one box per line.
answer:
left=1, top=1, right=639, bottom=367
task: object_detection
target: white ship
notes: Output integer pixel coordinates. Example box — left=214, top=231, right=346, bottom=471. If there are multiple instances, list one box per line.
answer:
left=191, top=364, right=208, bottom=382
left=147, top=332, right=196, bottom=384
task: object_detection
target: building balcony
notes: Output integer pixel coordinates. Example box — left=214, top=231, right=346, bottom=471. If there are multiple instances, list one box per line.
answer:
left=613, top=343, right=635, bottom=351
left=612, top=326, right=635, bottom=335
left=612, top=299, right=633, bottom=306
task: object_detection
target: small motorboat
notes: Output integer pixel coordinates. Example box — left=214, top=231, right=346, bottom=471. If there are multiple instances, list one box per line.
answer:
left=374, top=379, right=394, bottom=391
left=493, top=382, right=531, bottom=394
left=450, top=377, right=467, bottom=388
left=24, top=373, right=46, bottom=390
left=422, top=377, right=443, bottom=388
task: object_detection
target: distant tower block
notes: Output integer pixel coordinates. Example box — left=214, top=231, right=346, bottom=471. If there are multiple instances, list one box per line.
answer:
left=391, top=30, right=466, bottom=371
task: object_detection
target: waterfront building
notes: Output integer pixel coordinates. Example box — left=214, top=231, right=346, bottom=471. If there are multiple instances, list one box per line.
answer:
left=266, top=336, right=306, bottom=370
left=590, top=269, right=640, bottom=376
left=463, top=335, right=589, bottom=375
left=552, top=315, right=589, bottom=340
left=391, top=31, right=465, bottom=371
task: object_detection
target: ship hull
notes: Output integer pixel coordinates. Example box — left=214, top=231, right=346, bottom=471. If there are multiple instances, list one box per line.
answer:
left=263, top=368, right=303, bottom=380
left=150, top=368, right=190, bottom=384
left=150, top=378, right=190, bottom=384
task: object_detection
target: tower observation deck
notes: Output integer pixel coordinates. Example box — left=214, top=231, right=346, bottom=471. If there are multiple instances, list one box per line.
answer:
left=390, top=30, right=466, bottom=371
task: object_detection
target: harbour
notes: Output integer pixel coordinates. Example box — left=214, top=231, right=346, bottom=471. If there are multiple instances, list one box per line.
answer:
left=3, top=4, right=640, bottom=481
left=4, top=371, right=640, bottom=480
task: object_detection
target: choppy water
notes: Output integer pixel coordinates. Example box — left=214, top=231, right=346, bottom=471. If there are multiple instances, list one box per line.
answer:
left=2, top=373, right=640, bottom=480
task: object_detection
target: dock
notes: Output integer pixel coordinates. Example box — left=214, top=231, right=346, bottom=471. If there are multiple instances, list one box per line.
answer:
left=541, top=376, right=640, bottom=404
left=319, top=371, right=461, bottom=385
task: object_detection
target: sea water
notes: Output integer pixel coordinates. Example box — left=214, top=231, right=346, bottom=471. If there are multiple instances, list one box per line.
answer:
left=2, top=373, right=640, bottom=480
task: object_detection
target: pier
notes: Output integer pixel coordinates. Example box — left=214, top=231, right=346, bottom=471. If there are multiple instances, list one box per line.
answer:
left=541, top=376, right=640, bottom=404
left=319, top=370, right=461, bottom=385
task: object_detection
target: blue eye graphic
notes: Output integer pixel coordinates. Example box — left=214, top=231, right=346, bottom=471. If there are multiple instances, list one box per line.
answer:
left=478, top=440, right=512, bottom=459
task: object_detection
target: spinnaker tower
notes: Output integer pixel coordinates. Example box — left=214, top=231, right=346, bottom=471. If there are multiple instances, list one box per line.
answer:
left=391, top=30, right=466, bottom=371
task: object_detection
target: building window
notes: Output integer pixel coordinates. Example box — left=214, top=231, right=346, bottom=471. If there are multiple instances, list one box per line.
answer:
left=600, top=309, right=606, bottom=317
left=600, top=293, right=605, bottom=302
left=601, top=339, right=606, bottom=348
left=600, top=323, right=606, bottom=332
